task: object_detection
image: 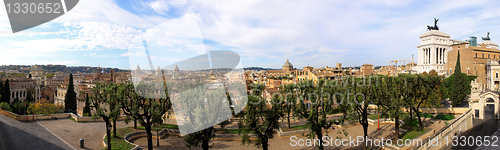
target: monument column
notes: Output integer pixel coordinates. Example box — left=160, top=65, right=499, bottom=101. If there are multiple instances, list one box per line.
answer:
left=431, top=46, right=435, bottom=66
left=424, top=48, right=427, bottom=64
left=444, top=48, right=447, bottom=64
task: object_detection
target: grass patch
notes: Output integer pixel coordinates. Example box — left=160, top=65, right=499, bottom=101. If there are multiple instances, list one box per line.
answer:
left=222, top=129, right=240, bottom=134
left=402, top=118, right=420, bottom=130
left=102, top=127, right=136, bottom=150
left=399, top=128, right=429, bottom=141
left=368, top=114, right=378, bottom=120
left=434, top=114, right=455, bottom=121
left=69, top=117, right=76, bottom=122
left=281, top=124, right=310, bottom=132
left=136, top=124, right=179, bottom=130
left=421, top=113, right=433, bottom=118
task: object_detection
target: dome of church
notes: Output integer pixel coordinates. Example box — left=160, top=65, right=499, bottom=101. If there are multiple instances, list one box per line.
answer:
left=135, top=65, right=141, bottom=71
left=173, top=65, right=179, bottom=72
left=31, top=65, right=42, bottom=71
left=282, top=60, right=293, bottom=70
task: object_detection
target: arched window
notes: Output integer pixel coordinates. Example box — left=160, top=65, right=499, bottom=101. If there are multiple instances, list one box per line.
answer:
left=450, top=69, right=452, bottom=74
left=468, top=68, right=470, bottom=74
left=496, top=72, right=499, bottom=78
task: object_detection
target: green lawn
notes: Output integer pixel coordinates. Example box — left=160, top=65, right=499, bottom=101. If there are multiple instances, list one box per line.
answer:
left=222, top=128, right=240, bottom=134
left=281, top=124, right=310, bottom=132
left=421, top=113, right=433, bottom=118
left=402, top=118, right=420, bottom=130
left=400, top=128, right=430, bottom=141
left=103, top=124, right=179, bottom=150
left=103, top=127, right=136, bottom=150
left=434, top=114, right=455, bottom=120
left=137, top=124, right=179, bottom=130
left=368, top=114, right=378, bottom=120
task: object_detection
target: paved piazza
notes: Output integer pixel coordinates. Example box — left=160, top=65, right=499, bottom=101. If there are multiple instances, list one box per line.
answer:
left=37, top=119, right=133, bottom=150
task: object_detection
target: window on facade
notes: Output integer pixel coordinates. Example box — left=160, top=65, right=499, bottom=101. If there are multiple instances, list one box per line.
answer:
left=497, top=73, right=499, bottom=78
left=476, top=53, right=478, bottom=58
left=489, top=54, right=491, bottom=58
left=483, top=54, right=485, bottom=58
left=468, top=69, right=470, bottom=74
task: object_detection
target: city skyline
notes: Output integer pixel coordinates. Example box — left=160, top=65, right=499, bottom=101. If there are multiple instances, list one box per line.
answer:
left=1, top=0, right=500, bottom=70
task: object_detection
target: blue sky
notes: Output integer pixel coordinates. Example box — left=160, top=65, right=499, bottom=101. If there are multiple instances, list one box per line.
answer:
left=1, top=0, right=500, bottom=70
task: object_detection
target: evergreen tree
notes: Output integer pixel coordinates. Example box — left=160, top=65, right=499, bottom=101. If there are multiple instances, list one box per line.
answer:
left=0, top=80, right=3, bottom=103
left=83, top=93, right=91, bottom=116
left=182, top=82, right=232, bottom=150
left=449, top=51, right=470, bottom=107
left=375, top=76, right=405, bottom=141
left=239, top=84, right=282, bottom=150
left=90, top=82, right=122, bottom=150
left=26, top=90, right=34, bottom=103
left=293, top=79, right=340, bottom=150
left=343, top=76, right=379, bottom=150
left=64, top=74, right=77, bottom=113
left=118, top=83, right=171, bottom=150
left=2, top=79, right=10, bottom=103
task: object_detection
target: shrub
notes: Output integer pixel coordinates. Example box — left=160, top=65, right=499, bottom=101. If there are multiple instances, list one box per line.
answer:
left=0, top=102, right=11, bottom=111
left=27, top=99, right=64, bottom=115
left=10, top=102, right=31, bottom=115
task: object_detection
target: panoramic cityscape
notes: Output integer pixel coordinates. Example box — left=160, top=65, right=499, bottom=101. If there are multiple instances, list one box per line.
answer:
left=2, top=0, right=500, bottom=150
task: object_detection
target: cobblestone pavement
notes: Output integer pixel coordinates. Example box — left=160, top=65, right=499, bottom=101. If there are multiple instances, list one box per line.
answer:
left=0, top=114, right=73, bottom=150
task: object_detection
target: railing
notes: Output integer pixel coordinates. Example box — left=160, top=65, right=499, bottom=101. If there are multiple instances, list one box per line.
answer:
left=409, top=108, right=473, bottom=150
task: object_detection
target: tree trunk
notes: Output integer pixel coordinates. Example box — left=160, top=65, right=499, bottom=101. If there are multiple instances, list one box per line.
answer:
left=395, top=115, right=399, bottom=141
left=134, top=119, right=137, bottom=129
left=409, top=108, right=413, bottom=121
left=362, top=108, right=368, bottom=150
left=287, top=111, right=291, bottom=128
left=146, top=123, right=153, bottom=150
left=415, top=108, right=424, bottom=130
left=316, top=131, right=324, bottom=150
left=103, top=117, right=111, bottom=150
left=113, top=119, right=117, bottom=137
left=202, top=138, right=209, bottom=150
left=262, top=138, right=269, bottom=150
left=157, top=128, right=160, bottom=146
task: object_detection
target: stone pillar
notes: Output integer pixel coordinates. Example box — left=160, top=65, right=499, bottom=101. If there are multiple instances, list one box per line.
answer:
left=440, top=48, right=443, bottom=64
left=431, top=47, right=435, bottom=65
left=425, top=48, right=428, bottom=64
left=496, top=100, right=499, bottom=119
left=480, top=105, right=484, bottom=119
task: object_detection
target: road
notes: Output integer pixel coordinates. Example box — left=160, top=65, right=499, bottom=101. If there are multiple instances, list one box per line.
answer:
left=0, top=114, right=73, bottom=150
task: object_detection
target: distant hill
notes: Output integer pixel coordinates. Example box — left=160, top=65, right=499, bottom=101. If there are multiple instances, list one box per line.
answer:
left=0, top=65, right=127, bottom=74
left=243, top=67, right=276, bottom=71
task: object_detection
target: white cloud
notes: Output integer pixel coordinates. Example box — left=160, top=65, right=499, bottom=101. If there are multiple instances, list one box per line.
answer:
left=2, top=0, right=500, bottom=69
left=70, top=22, right=143, bottom=50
